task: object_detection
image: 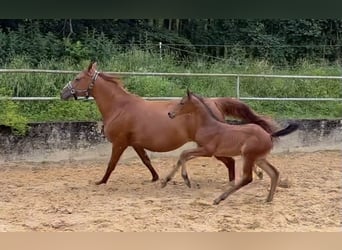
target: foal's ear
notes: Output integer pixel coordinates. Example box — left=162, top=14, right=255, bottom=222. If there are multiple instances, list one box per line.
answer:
left=186, top=88, right=192, bottom=98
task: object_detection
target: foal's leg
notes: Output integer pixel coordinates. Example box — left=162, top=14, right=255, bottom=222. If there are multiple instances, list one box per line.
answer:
left=133, top=146, right=159, bottom=182
left=213, top=156, right=254, bottom=205
left=181, top=148, right=213, bottom=187
left=161, top=147, right=211, bottom=188
left=215, top=156, right=235, bottom=184
left=160, top=159, right=182, bottom=188
left=253, top=166, right=264, bottom=180
left=95, top=143, right=128, bottom=185
left=256, top=159, right=280, bottom=202
left=215, top=156, right=262, bottom=183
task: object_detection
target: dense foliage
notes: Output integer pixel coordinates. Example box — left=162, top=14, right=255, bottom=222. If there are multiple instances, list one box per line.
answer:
left=0, top=19, right=341, bottom=134
left=0, top=19, right=341, bottom=65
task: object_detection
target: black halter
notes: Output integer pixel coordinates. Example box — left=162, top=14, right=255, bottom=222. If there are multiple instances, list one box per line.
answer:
left=66, top=71, right=100, bottom=100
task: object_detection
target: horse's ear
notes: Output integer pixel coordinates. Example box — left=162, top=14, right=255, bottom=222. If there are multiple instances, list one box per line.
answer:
left=88, top=61, right=97, bottom=74
left=87, top=62, right=93, bottom=71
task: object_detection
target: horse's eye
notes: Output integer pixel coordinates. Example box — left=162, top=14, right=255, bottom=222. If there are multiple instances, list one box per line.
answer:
left=180, top=102, right=184, bottom=105
left=75, top=78, right=80, bottom=82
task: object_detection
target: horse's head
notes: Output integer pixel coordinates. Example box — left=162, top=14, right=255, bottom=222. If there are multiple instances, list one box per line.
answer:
left=168, top=89, right=195, bottom=119
left=61, top=62, right=100, bottom=100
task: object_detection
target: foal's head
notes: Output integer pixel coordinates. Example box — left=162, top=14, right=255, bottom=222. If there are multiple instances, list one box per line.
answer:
left=61, top=62, right=99, bottom=100
left=168, top=89, right=199, bottom=119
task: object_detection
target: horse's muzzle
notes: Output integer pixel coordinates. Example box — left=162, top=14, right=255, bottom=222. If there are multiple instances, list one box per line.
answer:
left=60, top=89, right=72, bottom=100
left=168, top=112, right=176, bottom=119
left=60, top=88, right=76, bottom=100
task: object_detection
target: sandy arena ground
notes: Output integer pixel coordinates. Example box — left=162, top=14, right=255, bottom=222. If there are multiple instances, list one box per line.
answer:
left=0, top=150, right=341, bottom=232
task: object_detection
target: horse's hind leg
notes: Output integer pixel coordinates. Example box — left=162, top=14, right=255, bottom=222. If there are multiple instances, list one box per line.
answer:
left=95, top=143, right=127, bottom=185
left=133, top=146, right=159, bottom=182
left=256, top=159, right=280, bottom=202
left=215, top=156, right=235, bottom=185
left=213, top=156, right=254, bottom=205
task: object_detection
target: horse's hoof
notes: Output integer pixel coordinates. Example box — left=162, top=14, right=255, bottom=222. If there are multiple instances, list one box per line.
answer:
left=213, top=199, right=221, bottom=205
left=265, top=197, right=273, bottom=203
left=151, top=176, right=159, bottom=182
left=95, top=180, right=105, bottom=185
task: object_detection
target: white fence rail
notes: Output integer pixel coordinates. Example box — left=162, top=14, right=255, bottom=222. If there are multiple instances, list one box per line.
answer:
left=0, top=69, right=341, bottom=101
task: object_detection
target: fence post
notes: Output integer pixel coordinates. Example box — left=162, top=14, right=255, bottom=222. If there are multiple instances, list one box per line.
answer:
left=159, top=42, right=162, bottom=60
left=236, top=75, right=240, bottom=99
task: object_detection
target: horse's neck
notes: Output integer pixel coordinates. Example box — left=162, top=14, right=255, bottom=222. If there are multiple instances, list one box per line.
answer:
left=92, top=79, right=135, bottom=123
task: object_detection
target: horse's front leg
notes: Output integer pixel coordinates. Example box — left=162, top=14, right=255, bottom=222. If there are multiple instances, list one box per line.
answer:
left=95, top=143, right=128, bottom=185
left=161, top=147, right=212, bottom=188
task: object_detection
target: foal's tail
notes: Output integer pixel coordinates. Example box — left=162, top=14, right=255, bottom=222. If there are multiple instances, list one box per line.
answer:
left=214, top=97, right=279, bottom=134
left=271, top=123, right=299, bottom=138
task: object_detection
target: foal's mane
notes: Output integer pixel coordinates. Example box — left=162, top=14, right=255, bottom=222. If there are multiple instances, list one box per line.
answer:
left=191, top=93, right=222, bottom=123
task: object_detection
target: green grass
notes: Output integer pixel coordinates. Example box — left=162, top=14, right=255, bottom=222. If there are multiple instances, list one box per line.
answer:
left=0, top=50, right=341, bottom=134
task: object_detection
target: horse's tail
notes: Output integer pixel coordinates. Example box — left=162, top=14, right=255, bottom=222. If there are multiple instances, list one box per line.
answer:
left=271, top=123, right=299, bottom=137
left=214, top=97, right=279, bottom=134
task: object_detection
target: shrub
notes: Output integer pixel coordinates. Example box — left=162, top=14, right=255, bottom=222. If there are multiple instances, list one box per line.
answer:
left=0, top=88, right=28, bottom=135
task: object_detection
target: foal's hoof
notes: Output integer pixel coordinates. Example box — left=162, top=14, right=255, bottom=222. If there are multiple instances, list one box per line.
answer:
left=160, top=179, right=168, bottom=188
left=184, top=179, right=191, bottom=188
left=256, top=171, right=263, bottom=180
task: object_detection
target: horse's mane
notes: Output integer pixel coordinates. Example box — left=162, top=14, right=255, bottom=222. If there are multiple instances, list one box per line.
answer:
left=97, top=72, right=145, bottom=99
left=98, top=72, right=125, bottom=88
left=191, top=93, right=223, bottom=123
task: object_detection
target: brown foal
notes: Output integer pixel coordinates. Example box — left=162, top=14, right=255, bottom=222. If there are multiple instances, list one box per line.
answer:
left=162, top=90, right=298, bottom=204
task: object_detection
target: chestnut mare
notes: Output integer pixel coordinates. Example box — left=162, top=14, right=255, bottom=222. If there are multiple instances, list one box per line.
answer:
left=162, top=90, right=298, bottom=204
left=60, top=62, right=278, bottom=185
